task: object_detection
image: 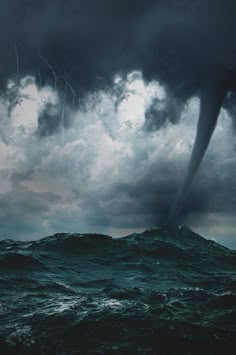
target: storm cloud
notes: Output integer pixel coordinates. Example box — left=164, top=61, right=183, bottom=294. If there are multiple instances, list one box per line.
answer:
left=0, top=0, right=236, bottom=95
left=0, top=75, right=235, bottom=246
left=0, top=1, right=235, bottom=244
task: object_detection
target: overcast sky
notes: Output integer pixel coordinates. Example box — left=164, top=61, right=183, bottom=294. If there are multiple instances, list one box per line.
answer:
left=0, top=1, right=236, bottom=247
left=0, top=73, right=235, bottom=248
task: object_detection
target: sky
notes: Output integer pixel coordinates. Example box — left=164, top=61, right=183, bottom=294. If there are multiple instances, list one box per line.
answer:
left=0, top=1, right=236, bottom=248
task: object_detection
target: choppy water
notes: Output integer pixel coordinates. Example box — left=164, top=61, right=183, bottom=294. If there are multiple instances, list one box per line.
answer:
left=0, top=225, right=236, bottom=354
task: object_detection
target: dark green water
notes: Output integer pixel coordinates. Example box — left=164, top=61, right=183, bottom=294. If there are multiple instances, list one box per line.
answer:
left=0, top=225, right=236, bottom=354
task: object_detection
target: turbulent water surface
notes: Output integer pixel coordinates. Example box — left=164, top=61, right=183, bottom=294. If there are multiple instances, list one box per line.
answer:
left=0, top=225, right=236, bottom=354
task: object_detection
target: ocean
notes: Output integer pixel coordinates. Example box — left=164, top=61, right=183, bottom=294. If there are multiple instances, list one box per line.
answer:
left=0, top=225, right=235, bottom=354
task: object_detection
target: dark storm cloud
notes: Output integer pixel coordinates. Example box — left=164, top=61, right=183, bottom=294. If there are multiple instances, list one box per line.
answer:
left=0, top=82, right=235, bottom=242
left=0, top=0, right=235, bottom=96
left=0, top=0, right=235, bottom=237
left=36, top=101, right=73, bottom=137
left=144, top=95, right=183, bottom=131
left=37, top=103, right=60, bottom=137
left=1, top=0, right=235, bottom=204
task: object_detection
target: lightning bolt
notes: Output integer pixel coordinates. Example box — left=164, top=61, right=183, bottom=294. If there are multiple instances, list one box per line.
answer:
left=38, top=49, right=77, bottom=108
left=38, top=49, right=58, bottom=91
left=14, top=43, right=20, bottom=85
left=61, top=85, right=67, bottom=146
left=37, top=49, right=89, bottom=146
left=59, top=75, right=76, bottom=108
left=37, top=64, right=42, bottom=90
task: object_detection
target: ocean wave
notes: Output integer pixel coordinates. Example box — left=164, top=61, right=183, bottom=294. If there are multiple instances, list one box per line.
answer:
left=0, top=252, right=45, bottom=270
left=0, top=226, right=235, bottom=354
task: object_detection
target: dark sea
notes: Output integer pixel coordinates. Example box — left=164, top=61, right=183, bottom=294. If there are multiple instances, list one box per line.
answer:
left=0, top=225, right=236, bottom=354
